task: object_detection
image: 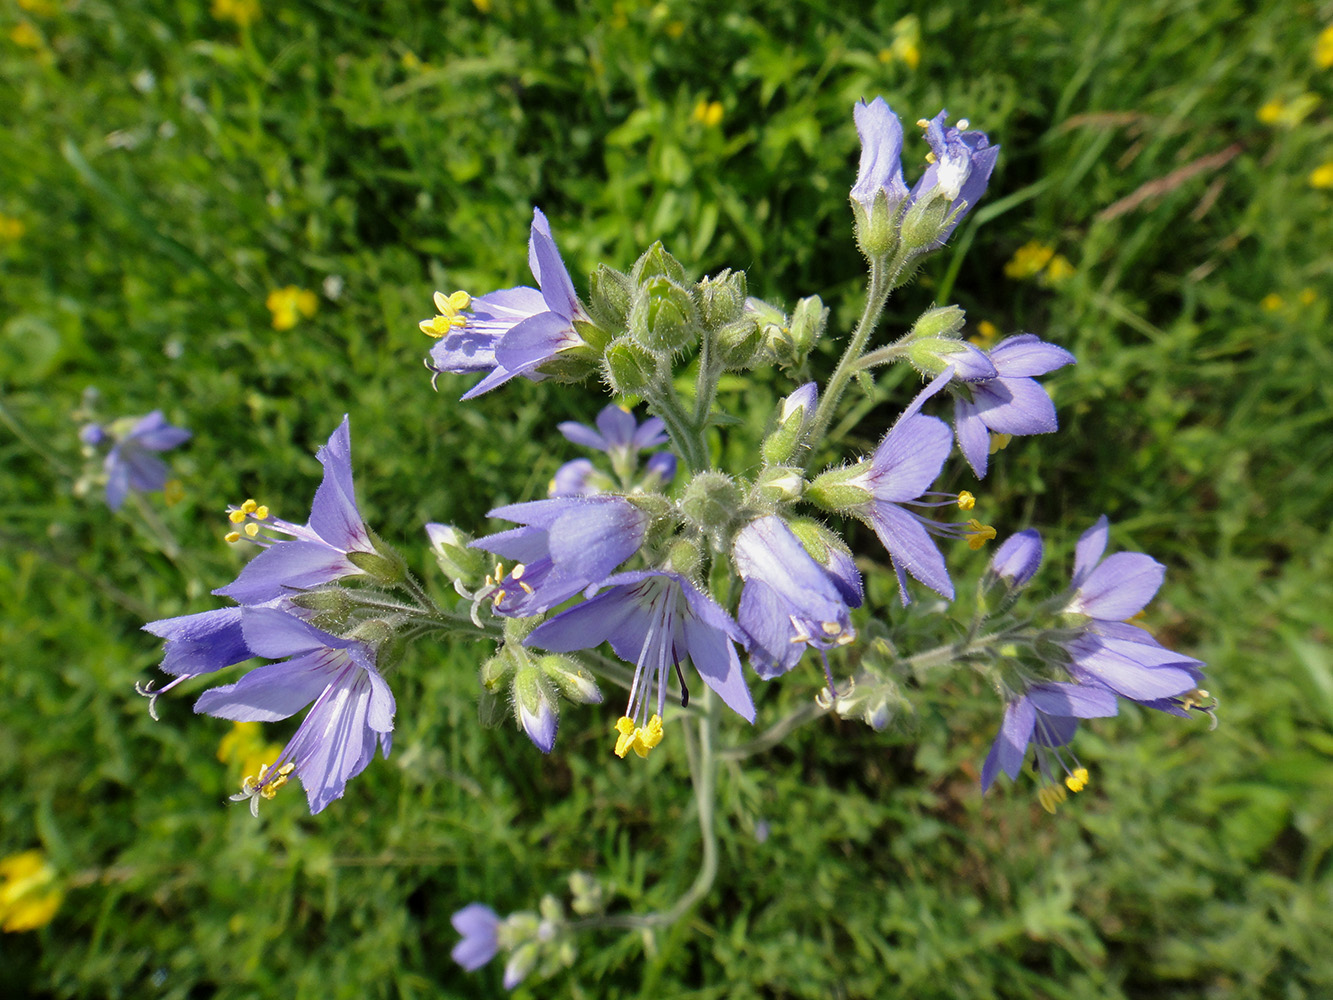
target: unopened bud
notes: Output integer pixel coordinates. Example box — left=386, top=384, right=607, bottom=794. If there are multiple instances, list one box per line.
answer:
left=681, top=472, right=741, bottom=539
left=513, top=667, right=559, bottom=754
left=425, top=523, right=485, bottom=585
left=761, top=382, right=818, bottom=465
left=714, top=316, right=764, bottom=370
left=630, top=241, right=686, bottom=285
left=754, top=466, right=805, bottom=503
left=805, top=464, right=873, bottom=514
left=628, top=277, right=700, bottom=354
left=602, top=337, right=660, bottom=395
left=539, top=654, right=602, bottom=705
left=589, top=264, right=634, bottom=331
left=907, top=305, right=966, bottom=341
left=697, top=269, right=748, bottom=328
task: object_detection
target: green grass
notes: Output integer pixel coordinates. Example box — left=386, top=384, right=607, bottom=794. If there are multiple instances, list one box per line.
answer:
left=3, top=0, right=1331, bottom=997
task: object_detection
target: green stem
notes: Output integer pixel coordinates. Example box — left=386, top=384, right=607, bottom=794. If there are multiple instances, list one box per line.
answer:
left=802, top=257, right=895, bottom=467
left=646, top=384, right=708, bottom=473
left=691, top=330, right=720, bottom=429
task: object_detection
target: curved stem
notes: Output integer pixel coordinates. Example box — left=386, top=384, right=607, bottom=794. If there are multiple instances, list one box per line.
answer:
left=645, top=385, right=708, bottom=473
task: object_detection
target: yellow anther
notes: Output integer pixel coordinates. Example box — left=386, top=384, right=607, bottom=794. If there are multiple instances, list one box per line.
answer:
left=925, top=151, right=937, bottom=164
left=241, top=499, right=258, bottom=514
left=254, top=505, right=269, bottom=520
left=229, top=510, right=247, bottom=524
left=277, top=762, right=295, bottom=777
left=965, top=519, right=997, bottom=550
left=916, top=118, right=930, bottom=128
left=613, top=714, right=664, bottom=759
left=836, top=632, right=856, bottom=646
left=989, top=433, right=1012, bottom=454
left=519, top=582, right=534, bottom=595
left=492, top=589, right=506, bottom=606
left=510, top=563, right=526, bottom=580
left=821, top=621, right=841, bottom=636
left=225, top=531, right=241, bottom=544
left=422, top=290, right=472, bottom=337
left=1038, top=786, right=1065, bottom=814
left=494, top=561, right=504, bottom=581
left=1065, top=767, right=1089, bottom=793
left=957, top=490, right=976, bottom=510
left=244, top=523, right=260, bottom=538
left=957, top=118, right=970, bottom=129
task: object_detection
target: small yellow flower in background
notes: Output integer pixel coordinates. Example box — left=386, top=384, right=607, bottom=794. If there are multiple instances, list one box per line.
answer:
left=217, top=721, right=283, bottom=780
left=1310, top=161, right=1333, bottom=189
left=471, top=0, right=492, bottom=13
left=10, top=21, right=43, bottom=48
left=1316, top=24, right=1333, bottom=68
left=0, top=214, right=25, bottom=243
left=211, top=0, right=260, bottom=28
left=0, top=850, right=63, bottom=933
left=266, top=286, right=318, bottom=331
left=970, top=320, right=1001, bottom=348
left=17, top=0, right=58, bottom=15
left=1256, top=93, right=1319, bottom=127
left=1044, top=254, right=1075, bottom=285
left=877, top=15, right=922, bottom=71
left=1260, top=293, right=1284, bottom=311
left=1005, top=240, right=1055, bottom=279
left=1298, top=287, right=1318, bottom=306
left=692, top=99, right=724, bottom=127
left=664, top=20, right=685, bottom=39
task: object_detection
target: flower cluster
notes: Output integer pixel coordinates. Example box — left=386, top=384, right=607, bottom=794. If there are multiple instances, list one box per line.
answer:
left=142, top=418, right=401, bottom=814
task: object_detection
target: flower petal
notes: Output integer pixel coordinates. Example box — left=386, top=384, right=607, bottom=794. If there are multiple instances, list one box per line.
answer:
left=1072, top=552, right=1165, bottom=620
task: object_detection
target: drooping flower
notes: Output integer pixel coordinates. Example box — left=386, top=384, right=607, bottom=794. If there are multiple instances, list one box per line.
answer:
left=425, top=208, right=589, bottom=400
left=196, top=607, right=394, bottom=815
left=850, top=97, right=910, bottom=218
left=953, top=334, right=1075, bottom=477
left=471, top=496, right=649, bottom=617
left=732, top=516, right=859, bottom=679
left=451, top=903, right=501, bottom=972
left=526, top=570, right=755, bottom=756
left=834, top=371, right=994, bottom=603
left=215, top=416, right=383, bottom=605
left=86, top=411, right=191, bottom=511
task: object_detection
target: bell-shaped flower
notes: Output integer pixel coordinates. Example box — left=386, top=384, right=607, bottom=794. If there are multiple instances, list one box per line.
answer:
left=451, top=904, right=501, bottom=972
left=909, top=110, right=1000, bottom=249
left=471, top=496, right=649, bottom=617
left=526, top=570, right=755, bottom=756
left=953, top=334, right=1075, bottom=477
left=426, top=208, right=589, bottom=400
left=215, top=417, right=382, bottom=605
left=196, top=608, right=394, bottom=815
left=732, top=516, right=859, bottom=679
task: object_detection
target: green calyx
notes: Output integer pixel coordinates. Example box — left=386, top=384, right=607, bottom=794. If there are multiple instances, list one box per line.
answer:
left=628, top=276, right=700, bottom=354
left=805, top=464, right=873, bottom=514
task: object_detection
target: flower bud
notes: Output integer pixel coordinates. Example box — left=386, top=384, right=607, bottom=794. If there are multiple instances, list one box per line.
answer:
left=628, top=277, right=700, bottom=354
left=512, top=666, right=559, bottom=754
left=898, top=190, right=953, bottom=256
left=753, top=466, right=805, bottom=504
left=907, top=305, right=966, bottom=341
left=665, top=536, right=702, bottom=577
left=602, top=337, right=660, bottom=396
left=425, top=523, right=485, bottom=585
left=568, top=872, right=605, bottom=916
left=805, top=464, right=873, bottom=514
left=480, top=647, right=517, bottom=692
left=761, top=382, right=817, bottom=465
left=697, top=269, right=747, bottom=328
left=852, top=189, right=903, bottom=261
left=589, top=264, right=634, bottom=331
left=347, top=534, right=407, bottom=585
left=907, top=337, right=996, bottom=381
left=630, top=241, right=686, bottom=285
left=680, top=471, right=741, bottom=541
left=714, top=316, right=764, bottom=370
left=786, top=295, right=828, bottom=359
left=539, top=654, right=602, bottom=705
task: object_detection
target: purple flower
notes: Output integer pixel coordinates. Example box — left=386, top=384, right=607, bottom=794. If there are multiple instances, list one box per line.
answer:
left=558, top=404, right=667, bottom=457
left=471, top=496, right=649, bottom=617
left=851, top=97, right=910, bottom=216
left=549, top=404, right=676, bottom=496
left=94, top=411, right=191, bottom=510
left=143, top=605, right=253, bottom=678
left=548, top=458, right=601, bottom=498
left=426, top=208, right=588, bottom=400
left=215, top=417, right=378, bottom=605
left=980, top=682, right=1119, bottom=796
left=450, top=903, right=501, bottom=972
left=526, top=570, right=755, bottom=756
left=910, top=110, right=1000, bottom=248
left=197, top=607, right=394, bottom=815
left=732, top=516, right=860, bottom=679
left=953, top=335, right=1075, bottom=477
left=988, top=528, right=1043, bottom=587
left=842, top=371, right=990, bottom=604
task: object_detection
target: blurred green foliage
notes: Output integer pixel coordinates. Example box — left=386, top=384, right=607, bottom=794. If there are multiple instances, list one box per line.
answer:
left=2, top=0, right=1331, bottom=996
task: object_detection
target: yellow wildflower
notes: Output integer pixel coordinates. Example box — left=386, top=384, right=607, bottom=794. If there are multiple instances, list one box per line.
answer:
left=10, top=21, right=43, bottom=48
left=471, top=0, right=492, bottom=12
left=1260, top=293, right=1284, bottom=312
left=1044, top=254, right=1075, bottom=285
left=1316, top=24, right=1333, bottom=69
left=691, top=99, right=724, bottom=127
left=266, top=286, right=318, bottom=331
left=0, top=214, right=25, bottom=243
left=1004, top=240, right=1056, bottom=280
left=211, top=0, right=260, bottom=28
left=1257, top=93, right=1319, bottom=127
left=1298, top=288, right=1318, bottom=306
left=0, top=850, right=63, bottom=933
left=878, top=15, right=922, bottom=70
left=970, top=319, right=1001, bottom=348
left=17, top=0, right=57, bottom=15
left=1310, top=161, right=1333, bottom=189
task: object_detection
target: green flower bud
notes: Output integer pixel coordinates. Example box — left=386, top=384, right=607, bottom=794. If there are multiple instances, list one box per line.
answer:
left=786, top=295, right=828, bottom=358
left=805, top=464, right=873, bottom=514
left=714, top=315, right=764, bottom=370
left=347, top=531, right=406, bottom=585
left=630, top=241, right=686, bottom=285
left=681, top=471, right=741, bottom=541
left=665, top=536, right=702, bottom=577
left=589, top=264, right=634, bottom=331
left=602, top=337, right=660, bottom=396
left=753, top=465, right=805, bottom=503
left=568, top=872, right=605, bottom=916
left=898, top=189, right=953, bottom=255
left=628, top=277, right=700, bottom=354
left=697, top=269, right=748, bottom=328
left=907, top=305, right=966, bottom=341
left=287, top=587, right=354, bottom=616
left=348, top=618, right=395, bottom=650
left=761, top=383, right=818, bottom=465
left=539, top=654, right=602, bottom=705
left=513, top=665, right=559, bottom=753
left=480, top=647, right=517, bottom=691
left=852, top=190, right=903, bottom=261
left=425, top=523, right=485, bottom=586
